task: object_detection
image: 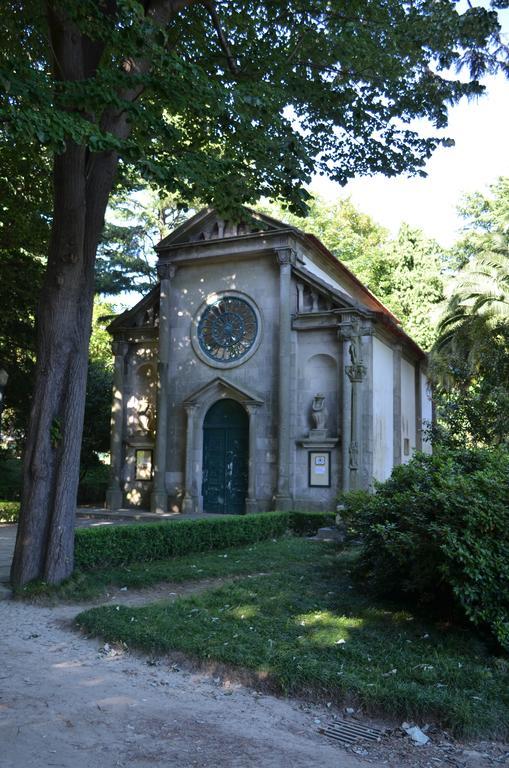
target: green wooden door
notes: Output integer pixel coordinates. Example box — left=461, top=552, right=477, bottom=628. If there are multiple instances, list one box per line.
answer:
left=202, top=399, right=249, bottom=515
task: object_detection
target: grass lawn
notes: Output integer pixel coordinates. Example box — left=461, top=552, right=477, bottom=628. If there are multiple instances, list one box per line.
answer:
left=75, top=538, right=509, bottom=739
left=20, top=536, right=318, bottom=601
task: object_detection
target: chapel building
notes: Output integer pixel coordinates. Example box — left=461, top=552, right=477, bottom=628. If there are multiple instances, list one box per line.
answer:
left=105, top=208, right=432, bottom=516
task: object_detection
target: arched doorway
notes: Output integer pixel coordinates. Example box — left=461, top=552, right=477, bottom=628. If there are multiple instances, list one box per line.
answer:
left=202, top=399, right=249, bottom=514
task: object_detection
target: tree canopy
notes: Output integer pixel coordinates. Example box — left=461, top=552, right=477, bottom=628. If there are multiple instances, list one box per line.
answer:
left=432, top=177, right=509, bottom=446
left=3, top=0, right=507, bottom=586
left=2, top=1, right=505, bottom=215
left=259, top=195, right=448, bottom=349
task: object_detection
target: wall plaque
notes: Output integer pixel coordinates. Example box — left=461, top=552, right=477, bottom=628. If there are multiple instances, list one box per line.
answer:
left=135, top=449, right=153, bottom=481
left=308, top=451, right=331, bottom=487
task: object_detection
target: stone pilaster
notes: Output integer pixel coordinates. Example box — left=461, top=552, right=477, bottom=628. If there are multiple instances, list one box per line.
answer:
left=106, top=340, right=128, bottom=510
left=182, top=403, right=197, bottom=514
left=392, top=343, right=402, bottom=467
left=360, top=325, right=374, bottom=489
left=339, top=315, right=369, bottom=492
left=415, top=359, right=423, bottom=451
left=274, top=247, right=295, bottom=511
left=245, top=404, right=259, bottom=514
left=340, top=334, right=352, bottom=492
left=150, top=263, right=176, bottom=514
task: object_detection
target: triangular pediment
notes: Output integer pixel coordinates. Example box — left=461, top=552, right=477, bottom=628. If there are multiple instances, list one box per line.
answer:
left=155, top=207, right=292, bottom=250
left=107, top=285, right=160, bottom=332
left=183, top=376, right=263, bottom=407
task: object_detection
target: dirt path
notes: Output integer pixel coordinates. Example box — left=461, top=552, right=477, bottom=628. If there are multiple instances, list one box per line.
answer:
left=2, top=582, right=508, bottom=768
left=0, top=582, right=369, bottom=768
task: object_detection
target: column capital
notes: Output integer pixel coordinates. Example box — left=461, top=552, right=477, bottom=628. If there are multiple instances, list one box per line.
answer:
left=346, top=364, right=367, bottom=383
left=184, top=402, right=198, bottom=415
left=338, top=314, right=373, bottom=341
left=244, top=403, right=259, bottom=417
left=157, top=262, right=177, bottom=281
left=275, top=247, right=296, bottom=267
left=111, top=340, right=129, bottom=357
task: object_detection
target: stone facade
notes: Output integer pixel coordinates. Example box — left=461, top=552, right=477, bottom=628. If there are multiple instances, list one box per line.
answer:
left=106, top=208, right=432, bottom=515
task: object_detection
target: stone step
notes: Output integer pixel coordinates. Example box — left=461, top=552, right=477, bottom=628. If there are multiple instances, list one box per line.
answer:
left=310, top=526, right=345, bottom=543
left=76, top=508, right=179, bottom=522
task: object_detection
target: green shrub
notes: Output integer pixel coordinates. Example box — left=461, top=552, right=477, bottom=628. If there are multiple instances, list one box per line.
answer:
left=74, top=511, right=289, bottom=571
left=78, top=464, right=110, bottom=505
left=0, top=454, right=22, bottom=500
left=341, top=448, right=509, bottom=651
left=0, top=500, right=20, bottom=522
left=288, top=510, right=335, bottom=536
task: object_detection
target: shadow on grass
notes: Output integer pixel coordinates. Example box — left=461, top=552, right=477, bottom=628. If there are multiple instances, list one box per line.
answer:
left=75, top=541, right=509, bottom=739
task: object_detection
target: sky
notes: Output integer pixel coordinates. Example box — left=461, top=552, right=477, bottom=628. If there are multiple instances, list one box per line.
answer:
left=313, top=15, right=509, bottom=246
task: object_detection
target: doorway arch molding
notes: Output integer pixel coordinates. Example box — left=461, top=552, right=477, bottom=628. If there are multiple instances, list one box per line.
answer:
left=181, top=376, right=263, bottom=514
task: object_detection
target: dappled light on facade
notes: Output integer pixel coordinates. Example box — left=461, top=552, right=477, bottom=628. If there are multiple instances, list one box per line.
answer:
left=105, top=208, right=431, bottom=515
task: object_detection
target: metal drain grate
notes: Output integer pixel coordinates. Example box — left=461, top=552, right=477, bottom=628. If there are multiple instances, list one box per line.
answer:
left=319, top=719, right=384, bottom=745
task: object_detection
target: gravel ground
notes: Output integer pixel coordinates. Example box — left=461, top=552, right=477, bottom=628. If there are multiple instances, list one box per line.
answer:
left=0, top=583, right=368, bottom=768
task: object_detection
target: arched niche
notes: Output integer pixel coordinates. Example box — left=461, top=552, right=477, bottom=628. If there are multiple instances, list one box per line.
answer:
left=127, top=363, right=156, bottom=438
left=302, top=353, right=338, bottom=435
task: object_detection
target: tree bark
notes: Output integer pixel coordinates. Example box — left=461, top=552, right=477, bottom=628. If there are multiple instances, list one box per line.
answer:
left=10, top=5, right=120, bottom=586
left=10, top=138, right=120, bottom=585
left=10, top=0, right=202, bottom=586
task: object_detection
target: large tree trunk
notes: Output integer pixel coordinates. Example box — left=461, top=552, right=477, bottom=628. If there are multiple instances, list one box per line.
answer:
left=11, top=0, right=189, bottom=586
left=10, top=2, right=121, bottom=586
left=10, top=141, right=118, bottom=586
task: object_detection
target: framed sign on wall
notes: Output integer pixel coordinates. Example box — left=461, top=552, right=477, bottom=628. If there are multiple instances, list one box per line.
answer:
left=308, top=451, right=331, bottom=487
left=135, top=449, right=153, bottom=480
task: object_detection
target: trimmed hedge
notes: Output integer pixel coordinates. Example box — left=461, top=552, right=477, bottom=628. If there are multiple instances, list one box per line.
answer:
left=74, top=511, right=289, bottom=571
left=0, top=500, right=20, bottom=523
left=288, top=510, right=335, bottom=536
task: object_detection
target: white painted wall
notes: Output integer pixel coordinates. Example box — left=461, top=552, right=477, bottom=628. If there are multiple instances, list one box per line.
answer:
left=372, top=337, right=394, bottom=481
left=421, top=372, right=433, bottom=454
left=301, top=253, right=353, bottom=297
left=401, top=358, right=417, bottom=463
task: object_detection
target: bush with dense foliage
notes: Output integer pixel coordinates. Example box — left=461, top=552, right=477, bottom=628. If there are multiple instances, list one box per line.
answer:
left=0, top=500, right=19, bottom=523
left=288, top=510, right=336, bottom=536
left=0, top=451, right=22, bottom=500
left=74, top=511, right=289, bottom=571
left=341, top=448, right=509, bottom=651
left=77, top=464, right=110, bottom=505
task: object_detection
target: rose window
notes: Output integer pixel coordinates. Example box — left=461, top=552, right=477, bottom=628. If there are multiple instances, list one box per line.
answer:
left=197, top=296, right=258, bottom=362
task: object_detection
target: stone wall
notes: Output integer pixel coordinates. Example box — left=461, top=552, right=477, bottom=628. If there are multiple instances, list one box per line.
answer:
left=165, top=253, right=280, bottom=512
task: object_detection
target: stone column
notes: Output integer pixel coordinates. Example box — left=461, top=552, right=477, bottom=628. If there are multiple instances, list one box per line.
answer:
left=340, top=315, right=367, bottom=492
left=392, top=343, right=402, bottom=467
left=106, top=340, right=128, bottom=510
left=274, top=247, right=295, bottom=511
left=245, top=404, right=258, bottom=514
left=182, top=403, right=197, bottom=514
left=150, top=263, right=176, bottom=514
left=296, top=282, right=304, bottom=313
left=346, top=364, right=366, bottom=491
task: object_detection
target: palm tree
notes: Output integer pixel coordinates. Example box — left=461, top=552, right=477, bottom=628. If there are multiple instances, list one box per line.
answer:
left=429, top=182, right=509, bottom=445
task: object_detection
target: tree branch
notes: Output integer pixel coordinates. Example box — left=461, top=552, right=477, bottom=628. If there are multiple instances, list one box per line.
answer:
left=201, top=1, right=239, bottom=75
